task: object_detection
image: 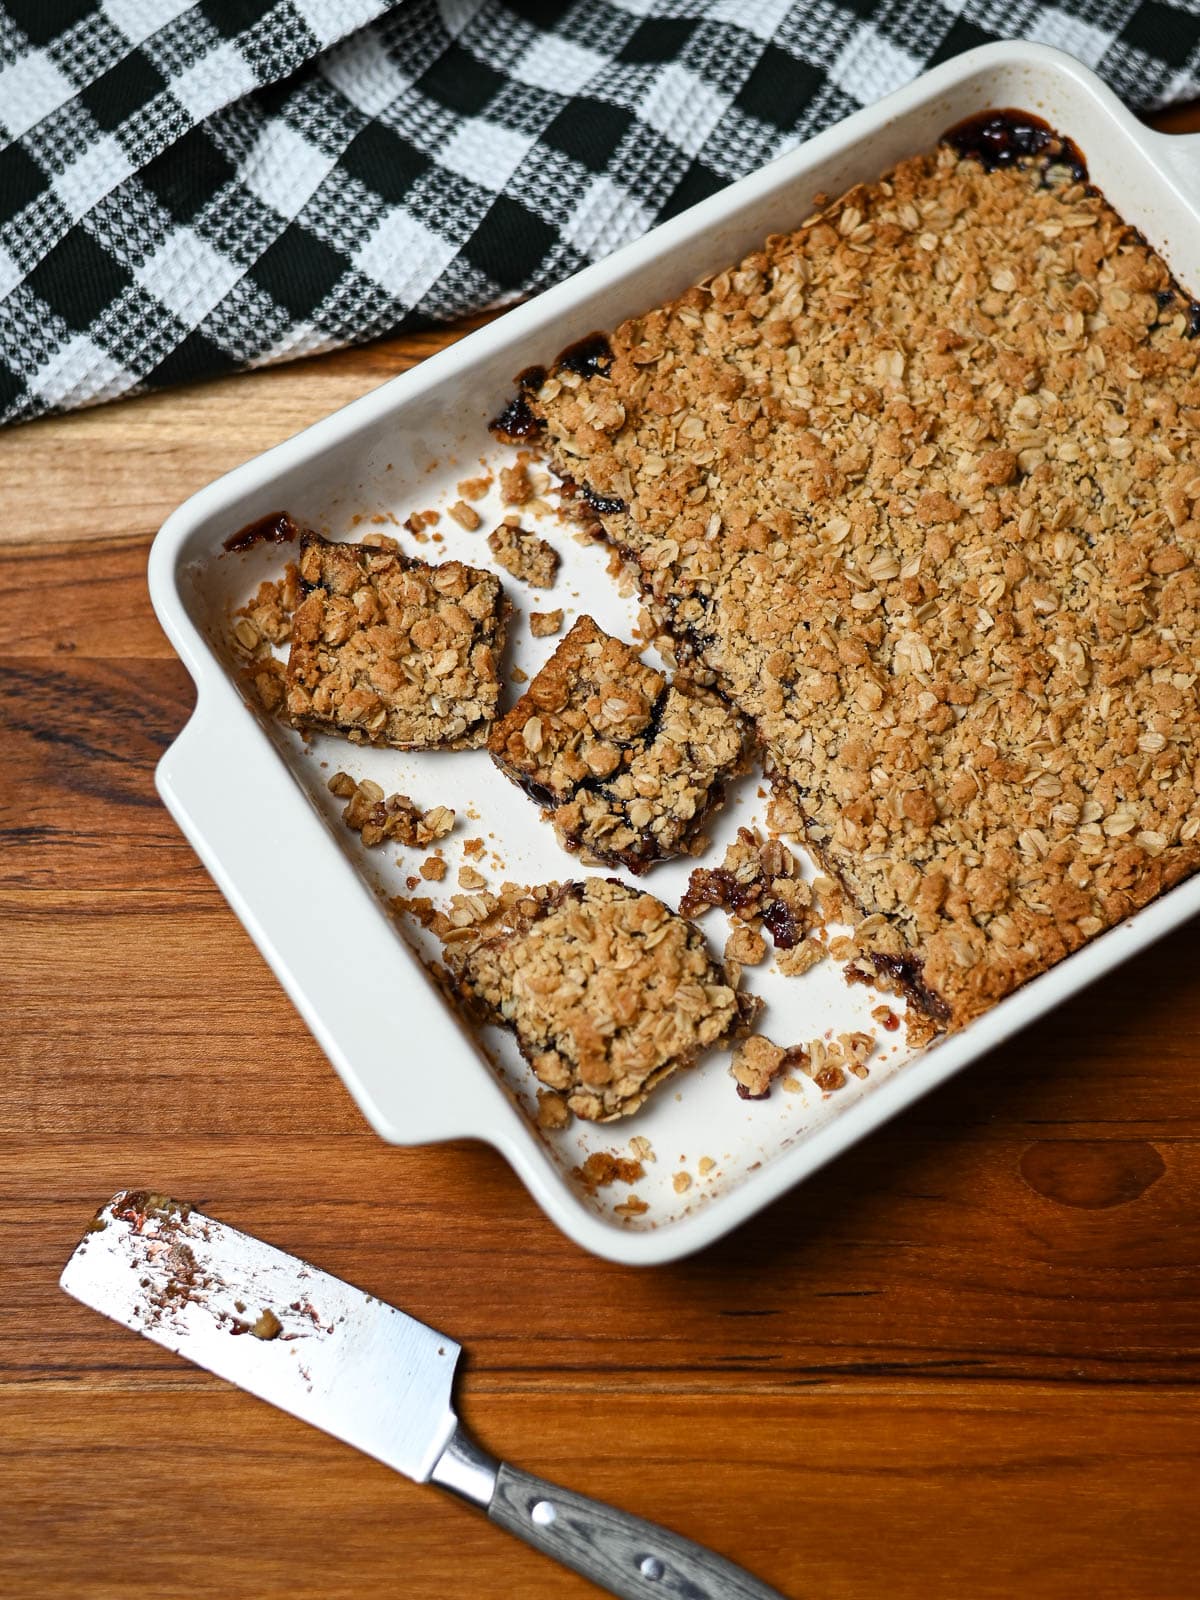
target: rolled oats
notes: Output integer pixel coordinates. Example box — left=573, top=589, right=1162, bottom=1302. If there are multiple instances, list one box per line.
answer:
left=511, top=135, right=1200, bottom=1029
left=488, top=616, right=751, bottom=873
left=286, top=532, right=508, bottom=750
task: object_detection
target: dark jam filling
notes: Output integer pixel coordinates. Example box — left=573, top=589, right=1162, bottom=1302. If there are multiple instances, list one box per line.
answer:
left=581, top=483, right=627, bottom=516
left=871, top=953, right=951, bottom=1024
left=489, top=393, right=545, bottom=442
left=678, top=865, right=799, bottom=947
left=223, top=509, right=299, bottom=553
left=760, top=898, right=802, bottom=950
left=943, top=109, right=1087, bottom=184
left=555, top=331, right=613, bottom=378
left=503, top=687, right=708, bottom=874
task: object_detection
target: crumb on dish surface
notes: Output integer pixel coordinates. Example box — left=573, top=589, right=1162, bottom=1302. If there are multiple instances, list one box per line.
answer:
left=328, top=770, right=454, bottom=848
left=487, top=519, right=560, bottom=587
left=529, top=608, right=565, bottom=637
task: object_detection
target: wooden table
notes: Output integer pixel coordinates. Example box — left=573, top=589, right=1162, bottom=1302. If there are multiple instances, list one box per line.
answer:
left=4, top=119, right=1200, bottom=1600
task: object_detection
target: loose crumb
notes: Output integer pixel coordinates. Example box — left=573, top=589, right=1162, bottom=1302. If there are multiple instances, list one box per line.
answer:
left=330, top=772, right=455, bottom=849
left=458, top=865, right=488, bottom=890
left=511, top=666, right=529, bottom=682
left=580, top=1151, right=645, bottom=1187
left=673, top=1171, right=692, bottom=1194
left=629, top=1134, right=655, bottom=1162
left=529, top=608, right=565, bottom=637
left=232, top=565, right=300, bottom=655
left=242, top=655, right=287, bottom=713
left=463, top=837, right=486, bottom=858
left=420, top=855, right=448, bottom=882
left=499, top=461, right=532, bottom=504
left=488, top=520, right=560, bottom=587
left=614, top=1194, right=649, bottom=1217
left=536, top=1090, right=571, bottom=1130
left=725, top=923, right=767, bottom=967
left=731, top=1033, right=786, bottom=1099
left=457, top=474, right=492, bottom=500
left=698, top=1156, right=716, bottom=1176
left=448, top=500, right=481, bottom=531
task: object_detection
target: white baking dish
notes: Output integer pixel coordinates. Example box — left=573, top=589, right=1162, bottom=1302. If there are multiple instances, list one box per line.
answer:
left=148, top=41, right=1200, bottom=1264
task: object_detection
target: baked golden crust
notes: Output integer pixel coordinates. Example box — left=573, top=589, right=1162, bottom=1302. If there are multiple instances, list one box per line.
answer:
left=487, top=520, right=560, bottom=587
left=449, top=877, right=752, bottom=1120
left=487, top=615, right=750, bottom=872
left=286, top=532, right=507, bottom=749
left=519, top=143, right=1200, bottom=1027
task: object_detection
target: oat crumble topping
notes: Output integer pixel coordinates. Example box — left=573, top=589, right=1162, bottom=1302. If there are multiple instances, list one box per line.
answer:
left=530, top=608, right=565, bottom=637
left=442, top=876, right=758, bottom=1120
left=487, top=519, right=561, bottom=587
left=488, top=615, right=751, bottom=872
left=516, top=138, right=1200, bottom=1028
left=286, top=531, right=508, bottom=750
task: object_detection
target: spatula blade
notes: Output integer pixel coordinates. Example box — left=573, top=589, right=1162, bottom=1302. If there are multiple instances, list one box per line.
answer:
left=60, top=1190, right=461, bottom=1482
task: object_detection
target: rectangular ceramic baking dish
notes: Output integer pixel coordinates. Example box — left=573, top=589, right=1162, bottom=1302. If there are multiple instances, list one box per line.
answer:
left=149, top=41, right=1200, bottom=1265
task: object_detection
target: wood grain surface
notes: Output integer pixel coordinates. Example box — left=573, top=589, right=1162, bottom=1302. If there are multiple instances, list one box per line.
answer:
left=4, top=110, right=1200, bottom=1600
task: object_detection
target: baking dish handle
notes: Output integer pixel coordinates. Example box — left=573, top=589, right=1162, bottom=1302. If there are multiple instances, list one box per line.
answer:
left=155, top=686, right=511, bottom=1146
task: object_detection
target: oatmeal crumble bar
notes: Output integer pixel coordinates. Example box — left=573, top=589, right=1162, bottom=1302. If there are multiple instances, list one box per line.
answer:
left=508, top=127, right=1200, bottom=1028
left=286, top=531, right=507, bottom=749
left=488, top=615, right=751, bottom=872
left=445, top=877, right=757, bottom=1120
left=487, top=519, right=560, bottom=587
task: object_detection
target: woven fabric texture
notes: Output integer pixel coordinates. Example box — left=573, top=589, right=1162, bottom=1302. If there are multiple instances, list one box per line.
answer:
left=1, top=0, right=1196, bottom=422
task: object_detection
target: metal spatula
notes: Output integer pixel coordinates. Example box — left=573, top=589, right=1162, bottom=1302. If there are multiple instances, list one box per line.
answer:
left=61, top=1191, right=787, bottom=1600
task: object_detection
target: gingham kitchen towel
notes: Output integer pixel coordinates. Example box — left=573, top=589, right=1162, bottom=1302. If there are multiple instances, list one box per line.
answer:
left=2, top=0, right=1198, bottom=425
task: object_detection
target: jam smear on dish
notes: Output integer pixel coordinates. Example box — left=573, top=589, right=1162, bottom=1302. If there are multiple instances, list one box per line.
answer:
left=944, top=110, right=1087, bottom=183
left=556, top=332, right=614, bottom=379
left=516, top=364, right=547, bottom=391
left=223, top=510, right=300, bottom=553
left=489, top=394, right=545, bottom=442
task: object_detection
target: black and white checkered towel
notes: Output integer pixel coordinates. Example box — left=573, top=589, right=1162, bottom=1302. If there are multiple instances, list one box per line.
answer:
left=2, top=0, right=1198, bottom=425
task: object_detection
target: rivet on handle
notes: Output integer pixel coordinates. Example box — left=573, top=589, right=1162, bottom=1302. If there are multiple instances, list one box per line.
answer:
left=531, top=1500, right=557, bottom=1526
left=639, top=1555, right=665, bottom=1581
